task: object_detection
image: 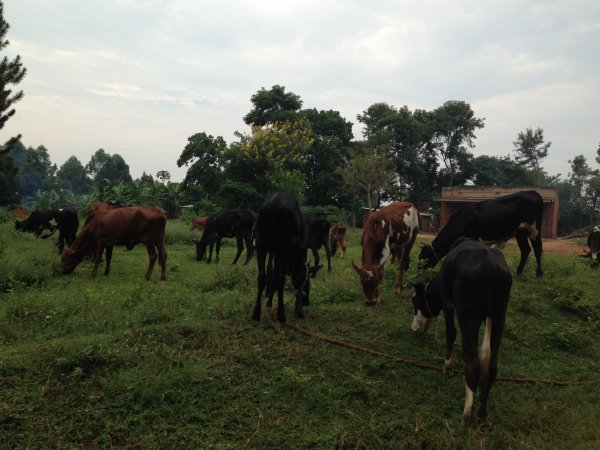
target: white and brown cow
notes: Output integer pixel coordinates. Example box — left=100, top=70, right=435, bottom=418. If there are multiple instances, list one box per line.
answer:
left=352, top=202, right=419, bottom=305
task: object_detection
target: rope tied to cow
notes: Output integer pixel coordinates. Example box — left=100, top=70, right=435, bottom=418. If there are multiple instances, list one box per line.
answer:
left=283, top=323, right=600, bottom=386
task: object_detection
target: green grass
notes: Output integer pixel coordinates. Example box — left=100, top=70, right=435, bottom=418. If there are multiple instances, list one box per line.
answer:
left=1, top=219, right=599, bottom=449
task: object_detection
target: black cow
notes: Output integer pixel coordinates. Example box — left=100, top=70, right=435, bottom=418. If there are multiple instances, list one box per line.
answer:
left=306, top=212, right=332, bottom=271
left=193, top=209, right=254, bottom=264
left=253, top=193, right=322, bottom=322
left=15, top=208, right=79, bottom=254
left=411, top=238, right=512, bottom=425
left=419, top=190, right=543, bottom=277
left=581, top=225, right=600, bottom=267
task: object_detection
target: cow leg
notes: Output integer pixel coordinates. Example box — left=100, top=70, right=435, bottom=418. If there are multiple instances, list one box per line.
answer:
left=515, top=228, right=531, bottom=276
left=57, top=231, right=65, bottom=254
left=91, top=242, right=106, bottom=278
left=311, top=247, right=320, bottom=267
left=530, top=234, right=543, bottom=277
left=207, top=242, right=214, bottom=264
left=158, top=241, right=167, bottom=281
left=459, top=317, right=480, bottom=426
left=145, top=242, right=158, bottom=280
left=291, top=266, right=306, bottom=319
left=341, top=239, right=347, bottom=258
left=274, top=256, right=287, bottom=322
left=331, top=237, right=338, bottom=257
left=215, top=238, right=222, bottom=263
left=252, top=249, right=267, bottom=321
left=394, top=251, right=405, bottom=294
left=103, top=246, right=113, bottom=276
left=232, top=235, right=244, bottom=264
left=324, top=241, right=331, bottom=272
left=443, top=308, right=457, bottom=375
left=266, top=254, right=275, bottom=308
left=243, top=232, right=254, bottom=265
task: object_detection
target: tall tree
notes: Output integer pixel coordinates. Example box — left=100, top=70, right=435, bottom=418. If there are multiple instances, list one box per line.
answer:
left=342, top=146, right=395, bottom=211
left=0, top=151, right=17, bottom=204
left=0, top=1, right=26, bottom=155
left=568, top=155, right=591, bottom=228
left=86, top=149, right=132, bottom=186
left=56, top=156, right=92, bottom=195
left=429, top=100, right=484, bottom=187
left=11, top=143, right=56, bottom=201
left=243, top=85, right=302, bottom=126
left=512, top=127, right=551, bottom=185
left=177, top=132, right=227, bottom=195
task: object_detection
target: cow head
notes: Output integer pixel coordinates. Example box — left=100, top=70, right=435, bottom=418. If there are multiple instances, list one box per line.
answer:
left=61, top=248, right=86, bottom=274
left=14, top=220, right=23, bottom=231
left=307, top=261, right=323, bottom=279
left=352, top=260, right=385, bottom=305
left=418, top=243, right=438, bottom=268
left=410, top=282, right=437, bottom=333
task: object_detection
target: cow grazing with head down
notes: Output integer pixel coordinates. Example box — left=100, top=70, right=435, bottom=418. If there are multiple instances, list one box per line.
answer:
left=191, top=216, right=208, bottom=231
left=419, top=190, right=544, bottom=277
left=330, top=223, right=348, bottom=258
left=61, top=206, right=167, bottom=280
left=193, top=209, right=254, bottom=264
left=353, top=202, right=419, bottom=305
left=306, top=213, right=332, bottom=271
left=253, top=192, right=322, bottom=322
left=581, top=225, right=600, bottom=267
left=15, top=208, right=79, bottom=254
left=411, top=238, right=512, bottom=425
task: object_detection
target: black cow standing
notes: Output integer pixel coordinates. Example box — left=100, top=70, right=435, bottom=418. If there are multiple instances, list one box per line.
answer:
left=411, top=238, right=512, bottom=425
left=305, top=212, right=332, bottom=271
left=253, top=193, right=322, bottom=322
left=419, top=190, right=543, bottom=277
left=193, top=209, right=254, bottom=264
left=15, top=208, right=79, bottom=254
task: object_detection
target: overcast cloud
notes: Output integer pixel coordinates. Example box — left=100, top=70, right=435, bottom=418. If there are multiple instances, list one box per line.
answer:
left=4, top=0, right=600, bottom=181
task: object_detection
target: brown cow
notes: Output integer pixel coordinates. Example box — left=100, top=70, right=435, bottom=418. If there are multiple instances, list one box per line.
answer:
left=61, top=206, right=167, bottom=280
left=352, top=202, right=418, bottom=305
left=330, top=223, right=347, bottom=258
left=191, top=216, right=208, bottom=231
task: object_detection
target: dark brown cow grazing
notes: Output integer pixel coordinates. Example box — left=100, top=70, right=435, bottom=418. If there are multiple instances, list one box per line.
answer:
left=191, top=216, right=208, bottom=231
left=61, top=206, right=167, bottom=280
left=330, top=223, right=347, bottom=258
left=353, top=202, right=419, bottom=305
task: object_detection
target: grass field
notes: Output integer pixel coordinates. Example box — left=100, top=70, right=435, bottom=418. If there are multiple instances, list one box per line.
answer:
left=1, top=216, right=599, bottom=449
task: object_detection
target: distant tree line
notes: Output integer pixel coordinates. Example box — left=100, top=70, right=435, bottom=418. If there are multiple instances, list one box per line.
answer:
left=0, top=1, right=597, bottom=234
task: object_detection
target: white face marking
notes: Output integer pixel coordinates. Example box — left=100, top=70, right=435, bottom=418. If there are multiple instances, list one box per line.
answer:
left=519, top=221, right=539, bottom=240
left=480, top=318, right=492, bottom=367
left=411, top=310, right=432, bottom=332
left=365, top=270, right=374, bottom=279
left=463, top=384, right=475, bottom=422
left=48, top=218, right=58, bottom=227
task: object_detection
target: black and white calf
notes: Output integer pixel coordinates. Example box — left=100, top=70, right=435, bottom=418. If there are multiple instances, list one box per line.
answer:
left=412, top=238, right=512, bottom=425
left=253, top=193, right=322, bottom=322
left=581, top=225, right=600, bottom=267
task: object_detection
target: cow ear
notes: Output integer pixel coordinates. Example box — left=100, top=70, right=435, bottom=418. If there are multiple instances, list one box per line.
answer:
left=351, top=259, right=362, bottom=274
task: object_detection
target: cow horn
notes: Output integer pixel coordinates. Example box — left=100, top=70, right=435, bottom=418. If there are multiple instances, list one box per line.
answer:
left=351, top=259, right=362, bottom=274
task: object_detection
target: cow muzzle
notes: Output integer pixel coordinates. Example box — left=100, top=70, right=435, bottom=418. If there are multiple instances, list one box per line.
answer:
left=411, top=310, right=433, bottom=333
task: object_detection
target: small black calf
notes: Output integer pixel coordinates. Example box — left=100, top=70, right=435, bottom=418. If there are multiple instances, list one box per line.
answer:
left=306, top=212, right=332, bottom=271
left=411, top=238, right=512, bottom=425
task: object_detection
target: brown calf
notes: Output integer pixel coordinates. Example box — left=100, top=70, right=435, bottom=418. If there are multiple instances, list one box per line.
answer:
left=352, top=202, right=418, bottom=305
left=191, top=216, right=208, bottom=231
left=330, top=223, right=347, bottom=258
left=62, top=206, right=167, bottom=280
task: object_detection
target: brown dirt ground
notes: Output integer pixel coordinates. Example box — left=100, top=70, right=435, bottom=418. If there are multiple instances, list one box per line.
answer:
left=417, top=233, right=586, bottom=256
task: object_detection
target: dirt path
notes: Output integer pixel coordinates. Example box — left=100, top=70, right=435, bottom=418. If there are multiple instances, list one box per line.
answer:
left=418, top=233, right=585, bottom=256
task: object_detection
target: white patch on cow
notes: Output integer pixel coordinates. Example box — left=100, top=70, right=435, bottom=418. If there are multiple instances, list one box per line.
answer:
left=381, top=219, right=386, bottom=228
left=480, top=318, right=492, bottom=368
left=403, top=207, right=418, bottom=241
left=411, top=310, right=432, bottom=332
left=379, top=233, right=391, bottom=265
left=593, top=253, right=598, bottom=261
left=519, top=221, right=538, bottom=240
left=365, top=270, right=374, bottom=279
left=593, top=225, right=600, bottom=233
left=463, top=384, right=475, bottom=421
left=48, top=218, right=58, bottom=227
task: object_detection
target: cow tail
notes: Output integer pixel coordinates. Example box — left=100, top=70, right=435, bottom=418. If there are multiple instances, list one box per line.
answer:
left=478, top=268, right=497, bottom=397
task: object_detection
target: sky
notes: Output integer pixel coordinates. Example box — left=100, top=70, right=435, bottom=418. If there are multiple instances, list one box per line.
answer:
left=3, top=0, right=600, bottom=182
